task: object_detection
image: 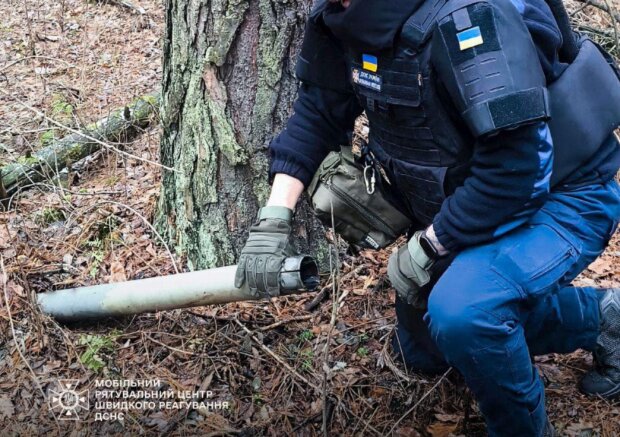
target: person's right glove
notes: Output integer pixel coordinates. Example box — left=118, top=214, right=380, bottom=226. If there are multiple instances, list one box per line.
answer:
left=234, top=206, right=296, bottom=297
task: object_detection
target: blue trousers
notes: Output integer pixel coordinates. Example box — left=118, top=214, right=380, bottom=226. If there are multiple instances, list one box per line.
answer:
left=393, top=180, right=620, bottom=437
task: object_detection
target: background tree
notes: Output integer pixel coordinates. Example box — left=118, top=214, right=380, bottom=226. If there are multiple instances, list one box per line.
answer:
left=156, top=0, right=329, bottom=270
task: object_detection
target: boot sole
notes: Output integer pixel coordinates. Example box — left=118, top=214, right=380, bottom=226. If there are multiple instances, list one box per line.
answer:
left=580, top=381, right=620, bottom=400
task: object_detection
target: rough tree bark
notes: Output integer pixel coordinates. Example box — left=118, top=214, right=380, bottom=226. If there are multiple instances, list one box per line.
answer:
left=156, top=0, right=329, bottom=270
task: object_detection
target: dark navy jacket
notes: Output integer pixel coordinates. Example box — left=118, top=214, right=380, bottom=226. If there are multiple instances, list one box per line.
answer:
left=269, top=0, right=620, bottom=250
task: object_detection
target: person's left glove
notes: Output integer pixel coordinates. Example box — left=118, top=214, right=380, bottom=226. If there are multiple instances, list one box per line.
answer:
left=234, top=206, right=296, bottom=297
left=387, top=231, right=436, bottom=308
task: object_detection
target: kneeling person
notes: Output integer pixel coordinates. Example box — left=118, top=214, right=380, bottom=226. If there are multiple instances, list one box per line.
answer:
left=235, top=0, right=620, bottom=435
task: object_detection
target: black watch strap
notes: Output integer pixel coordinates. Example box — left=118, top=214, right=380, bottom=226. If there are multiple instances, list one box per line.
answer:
left=419, top=233, right=440, bottom=261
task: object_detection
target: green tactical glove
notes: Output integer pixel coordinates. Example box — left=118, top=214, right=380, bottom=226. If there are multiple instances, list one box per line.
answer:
left=387, top=231, right=435, bottom=308
left=234, top=206, right=296, bottom=297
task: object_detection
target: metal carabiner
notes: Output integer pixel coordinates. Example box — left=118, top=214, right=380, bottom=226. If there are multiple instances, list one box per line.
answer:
left=363, top=164, right=376, bottom=195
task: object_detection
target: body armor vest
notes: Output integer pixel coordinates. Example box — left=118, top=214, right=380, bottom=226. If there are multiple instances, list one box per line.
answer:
left=345, top=13, right=473, bottom=225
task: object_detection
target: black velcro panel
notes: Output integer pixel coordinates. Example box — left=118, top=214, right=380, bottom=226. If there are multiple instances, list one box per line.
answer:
left=465, top=3, right=499, bottom=52
left=463, top=88, right=550, bottom=136
left=489, top=88, right=549, bottom=129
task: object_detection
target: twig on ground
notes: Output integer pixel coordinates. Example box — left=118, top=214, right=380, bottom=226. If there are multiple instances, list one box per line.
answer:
left=97, top=200, right=180, bottom=274
left=257, top=314, right=314, bottom=331
left=99, top=0, right=146, bottom=14
left=159, top=371, right=231, bottom=435
left=574, top=0, right=620, bottom=24
left=337, top=289, right=349, bottom=306
left=304, top=265, right=365, bottom=311
left=389, top=367, right=453, bottom=434
left=337, top=402, right=384, bottom=436
left=0, top=55, right=75, bottom=74
left=304, top=285, right=330, bottom=311
left=233, top=317, right=320, bottom=391
left=576, top=24, right=615, bottom=37
left=0, top=256, right=60, bottom=429
left=599, top=0, right=619, bottom=51
left=379, top=330, right=419, bottom=384
left=3, top=186, right=179, bottom=298
left=186, top=311, right=237, bottom=323
left=292, top=410, right=323, bottom=432
left=357, top=404, right=382, bottom=436
left=321, top=197, right=342, bottom=436
left=5, top=182, right=121, bottom=212
left=145, top=334, right=194, bottom=356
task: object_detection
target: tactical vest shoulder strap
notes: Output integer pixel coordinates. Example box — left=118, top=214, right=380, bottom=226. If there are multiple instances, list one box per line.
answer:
left=401, top=0, right=448, bottom=48
left=401, top=0, right=482, bottom=48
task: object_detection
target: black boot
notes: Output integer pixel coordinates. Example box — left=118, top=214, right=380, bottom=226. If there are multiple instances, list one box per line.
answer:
left=579, top=288, right=620, bottom=399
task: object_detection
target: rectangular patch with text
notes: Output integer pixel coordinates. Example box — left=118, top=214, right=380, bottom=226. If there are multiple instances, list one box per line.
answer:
left=352, top=68, right=382, bottom=92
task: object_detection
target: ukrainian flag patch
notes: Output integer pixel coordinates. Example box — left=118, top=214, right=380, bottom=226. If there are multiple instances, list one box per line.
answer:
left=457, top=26, right=483, bottom=50
left=362, top=54, right=378, bottom=72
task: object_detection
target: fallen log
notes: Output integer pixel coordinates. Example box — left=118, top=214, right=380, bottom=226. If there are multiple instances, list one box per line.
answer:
left=0, top=94, right=159, bottom=198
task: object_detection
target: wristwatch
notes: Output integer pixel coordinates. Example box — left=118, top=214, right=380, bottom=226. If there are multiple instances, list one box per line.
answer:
left=419, top=231, right=441, bottom=261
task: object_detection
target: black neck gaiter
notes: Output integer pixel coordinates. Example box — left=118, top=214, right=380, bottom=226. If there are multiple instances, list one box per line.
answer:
left=322, top=0, right=425, bottom=52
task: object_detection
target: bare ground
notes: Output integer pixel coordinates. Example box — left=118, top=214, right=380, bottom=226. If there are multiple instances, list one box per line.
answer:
left=0, top=0, right=619, bottom=436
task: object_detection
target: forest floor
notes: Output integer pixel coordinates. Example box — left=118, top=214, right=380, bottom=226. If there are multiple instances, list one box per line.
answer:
left=0, top=0, right=619, bottom=436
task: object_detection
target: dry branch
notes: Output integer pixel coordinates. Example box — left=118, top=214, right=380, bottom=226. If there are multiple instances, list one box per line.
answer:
left=98, top=0, right=146, bottom=14
left=0, top=94, right=159, bottom=198
left=574, top=0, right=620, bottom=24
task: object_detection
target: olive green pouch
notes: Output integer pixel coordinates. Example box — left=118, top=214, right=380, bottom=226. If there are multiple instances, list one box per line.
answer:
left=307, top=146, right=412, bottom=249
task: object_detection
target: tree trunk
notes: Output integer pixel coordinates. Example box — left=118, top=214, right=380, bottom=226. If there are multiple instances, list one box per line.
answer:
left=156, top=0, right=329, bottom=270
